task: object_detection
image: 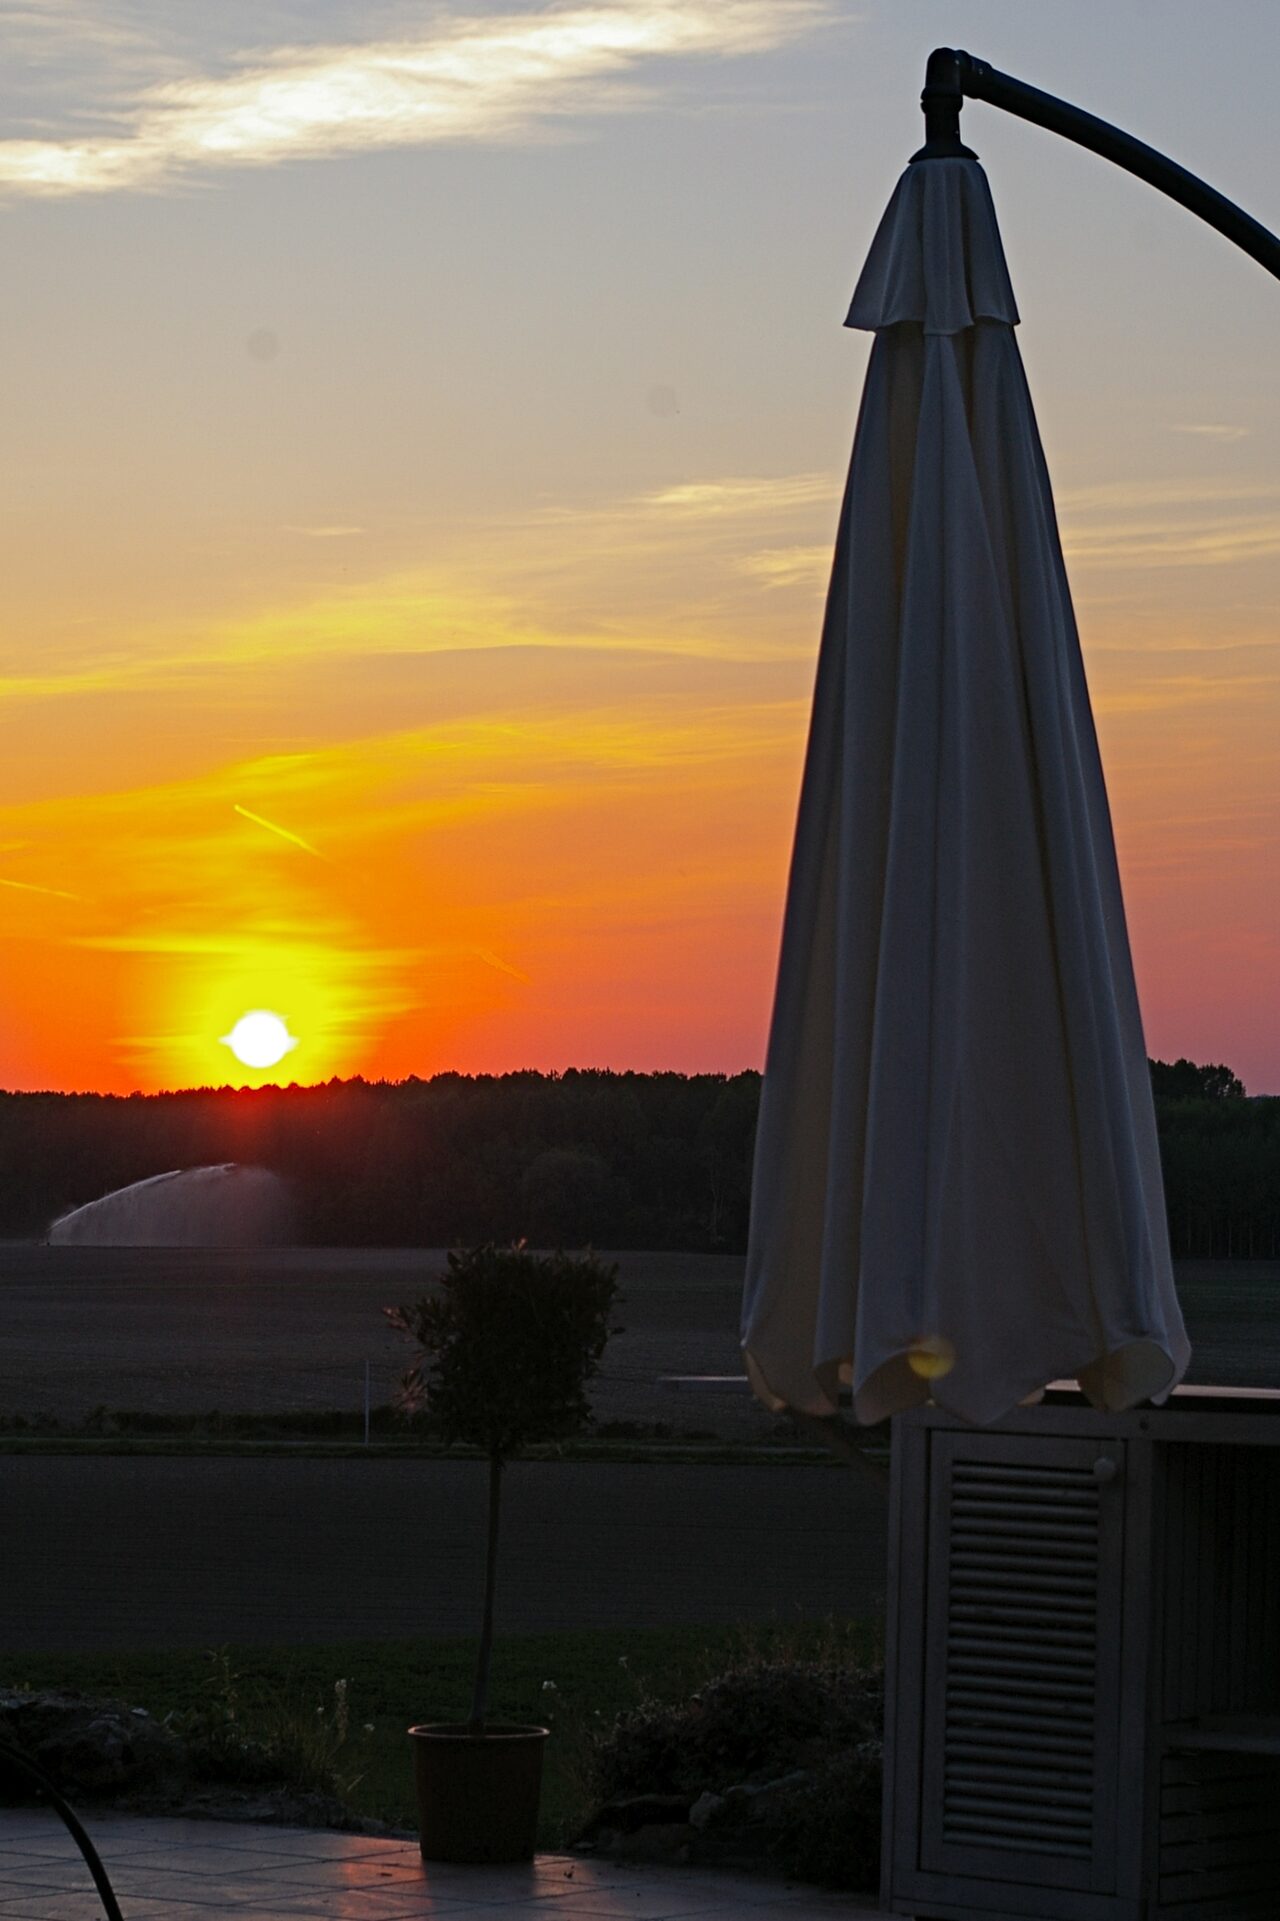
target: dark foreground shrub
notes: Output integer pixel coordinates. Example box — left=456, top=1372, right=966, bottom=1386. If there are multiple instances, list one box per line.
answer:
left=588, top=1654, right=883, bottom=1890
left=751, top=1740, right=883, bottom=1888
left=595, top=1656, right=881, bottom=1794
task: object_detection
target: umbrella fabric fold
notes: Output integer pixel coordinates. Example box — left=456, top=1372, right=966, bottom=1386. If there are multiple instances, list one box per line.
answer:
left=741, top=157, right=1189, bottom=1428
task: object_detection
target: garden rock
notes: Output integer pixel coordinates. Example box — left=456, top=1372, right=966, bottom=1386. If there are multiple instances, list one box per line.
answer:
left=0, top=1692, right=183, bottom=1797
left=724, top=1768, right=814, bottom=1814
left=689, top=1790, right=726, bottom=1829
left=0, top=1689, right=389, bottom=1836
left=589, top=1791, right=694, bottom=1834
left=598, top=1821, right=694, bottom=1864
left=583, top=1789, right=699, bottom=1866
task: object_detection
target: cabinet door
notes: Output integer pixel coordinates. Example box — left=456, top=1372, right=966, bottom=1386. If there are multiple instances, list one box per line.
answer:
left=917, top=1431, right=1125, bottom=1895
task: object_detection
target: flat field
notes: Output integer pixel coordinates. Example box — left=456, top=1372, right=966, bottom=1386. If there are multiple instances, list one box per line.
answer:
left=1, top=1250, right=1274, bottom=1653
left=0, top=1247, right=756, bottom=1434
left=0, top=1247, right=1275, bottom=1430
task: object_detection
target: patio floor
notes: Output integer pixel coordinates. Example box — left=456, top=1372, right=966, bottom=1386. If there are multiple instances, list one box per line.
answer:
left=0, top=1810, right=894, bottom=1919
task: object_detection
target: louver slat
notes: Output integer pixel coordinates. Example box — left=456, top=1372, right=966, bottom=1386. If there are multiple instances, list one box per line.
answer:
left=919, top=1436, right=1119, bottom=1894
left=1157, top=1743, right=1280, bottom=1909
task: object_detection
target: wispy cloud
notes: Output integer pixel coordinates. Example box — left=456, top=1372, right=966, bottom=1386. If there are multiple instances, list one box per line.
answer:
left=1058, top=477, right=1280, bottom=570
left=233, top=802, right=324, bottom=858
left=283, top=525, right=365, bottom=540
left=0, top=873, right=79, bottom=900
left=0, top=1, right=828, bottom=198
left=0, top=2, right=188, bottom=126
left=1095, top=669, right=1280, bottom=717
left=737, top=544, right=829, bottom=587
left=1056, top=478, right=1277, bottom=513
left=1170, top=423, right=1250, bottom=443
left=0, top=467, right=840, bottom=712
left=1063, top=516, right=1280, bottom=569
left=472, top=946, right=531, bottom=984
left=641, top=473, right=835, bottom=517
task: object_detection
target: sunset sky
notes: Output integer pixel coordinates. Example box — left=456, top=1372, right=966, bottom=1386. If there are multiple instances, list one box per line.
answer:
left=1, top=0, right=1277, bottom=1095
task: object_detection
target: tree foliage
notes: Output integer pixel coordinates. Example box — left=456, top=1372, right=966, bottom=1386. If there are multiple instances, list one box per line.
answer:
left=386, top=1243, right=619, bottom=1733
left=385, top=1244, right=620, bottom=1458
left=1149, top=1058, right=1245, bottom=1103
left=1, top=1060, right=1275, bottom=1260
left=0, top=1070, right=760, bottom=1251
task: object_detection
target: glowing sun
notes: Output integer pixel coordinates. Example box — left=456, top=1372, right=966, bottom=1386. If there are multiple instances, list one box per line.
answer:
left=221, top=1010, right=298, bottom=1070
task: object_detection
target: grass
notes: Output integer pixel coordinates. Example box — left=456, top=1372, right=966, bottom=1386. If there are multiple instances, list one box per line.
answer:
left=4, top=1619, right=881, bottom=1847
left=0, top=1436, right=847, bottom=1465
left=0, top=1407, right=861, bottom=1466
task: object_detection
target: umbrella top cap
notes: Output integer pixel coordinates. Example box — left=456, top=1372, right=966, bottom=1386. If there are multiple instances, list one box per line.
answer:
left=846, top=157, right=1019, bottom=336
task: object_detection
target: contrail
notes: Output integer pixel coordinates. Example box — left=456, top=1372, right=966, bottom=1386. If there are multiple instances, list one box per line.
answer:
left=234, top=804, right=324, bottom=858
left=472, top=947, right=531, bottom=983
left=0, top=875, right=79, bottom=900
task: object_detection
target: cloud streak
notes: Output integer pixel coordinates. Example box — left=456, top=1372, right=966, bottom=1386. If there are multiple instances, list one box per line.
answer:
left=0, top=874, right=80, bottom=900
left=1170, top=423, right=1250, bottom=443
left=737, top=544, right=829, bottom=587
left=1058, top=478, right=1280, bottom=570
left=0, top=466, right=840, bottom=712
left=0, top=1, right=827, bottom=197
left=233, top=802, right=324, bottom=858
left=640, top=472, right=836, bottom=517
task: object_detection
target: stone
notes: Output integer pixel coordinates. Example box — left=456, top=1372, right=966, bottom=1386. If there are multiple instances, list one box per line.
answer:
left=605, top=1821, right=695, bottom=1863
left=0, top=1688, right=400, bottom=1840
left=0, top=1692, right=184, bottom=1796
left=720, top=1768, right=814, bottom=1817
left=589, top=1791, right=694, bottom=1834
left=753, top=1767, right=814, bottom=1800
left=689, top=1790, right=727, bottom=1829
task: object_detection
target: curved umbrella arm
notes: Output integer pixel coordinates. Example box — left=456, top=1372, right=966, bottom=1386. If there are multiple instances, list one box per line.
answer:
left=0, top=1743, right=126, bottom=1921
left=916, top=45, right=1280, bottom=285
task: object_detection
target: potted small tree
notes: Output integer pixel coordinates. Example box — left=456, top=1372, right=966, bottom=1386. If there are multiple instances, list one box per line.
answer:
left=387, top=1242, right=619, bottom=1863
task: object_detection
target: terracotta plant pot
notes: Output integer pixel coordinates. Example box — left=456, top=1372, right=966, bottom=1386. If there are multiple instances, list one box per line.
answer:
left=408, top=1722, right=549, bottom=1863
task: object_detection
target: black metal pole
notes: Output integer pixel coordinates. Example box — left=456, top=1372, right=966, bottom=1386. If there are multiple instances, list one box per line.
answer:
left=913, top=47, right=1280, bottom=286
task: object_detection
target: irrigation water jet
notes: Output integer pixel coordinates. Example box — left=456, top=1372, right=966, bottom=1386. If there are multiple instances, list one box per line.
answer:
left=47, top=1164, right=293, bottom=1247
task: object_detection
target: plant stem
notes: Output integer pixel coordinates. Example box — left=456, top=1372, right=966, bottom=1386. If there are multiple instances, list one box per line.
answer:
left=468, top=1452, right=503, bottom=1733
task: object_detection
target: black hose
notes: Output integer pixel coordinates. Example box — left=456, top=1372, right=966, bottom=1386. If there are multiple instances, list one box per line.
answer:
left=0, top=1742, right=125, bottom=1920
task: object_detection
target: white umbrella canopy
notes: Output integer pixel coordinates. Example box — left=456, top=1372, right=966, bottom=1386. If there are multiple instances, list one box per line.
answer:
left=741, top=156, right=1190, bottom=1429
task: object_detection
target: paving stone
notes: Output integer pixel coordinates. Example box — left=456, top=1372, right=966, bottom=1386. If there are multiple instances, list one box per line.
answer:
left=0, top=1812, right=893, bottom=1918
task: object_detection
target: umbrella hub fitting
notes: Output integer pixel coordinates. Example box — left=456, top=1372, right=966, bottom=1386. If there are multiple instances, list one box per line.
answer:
left=912, top=45, right=977, bottom=162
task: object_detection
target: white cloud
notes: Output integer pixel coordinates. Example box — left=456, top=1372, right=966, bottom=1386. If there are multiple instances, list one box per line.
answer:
left=737, top=544, right=829, bottom=586
left=0, top=1, right=828, bottom=197
left=640, top=472, right=836, bottom=517
left=1056, top=478, right=1277, bottom=513
left=1056, top=478, right=1280, bottom=570
left=1170, top=423, right=1251, bottom=442
left=0, top=2, right=190, bottom=130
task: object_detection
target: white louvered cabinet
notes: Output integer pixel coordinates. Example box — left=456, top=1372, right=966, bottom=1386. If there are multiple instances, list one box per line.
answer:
left=880, top=1389, right=1280, bottom=1921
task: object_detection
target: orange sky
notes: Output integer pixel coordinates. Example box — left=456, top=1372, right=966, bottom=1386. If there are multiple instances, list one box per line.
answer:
left=3, top=461, right=1276, bottom=1095
left=0, top=467, right=830, bottom=1091
left=1, top=2, right=1277, bottom=1095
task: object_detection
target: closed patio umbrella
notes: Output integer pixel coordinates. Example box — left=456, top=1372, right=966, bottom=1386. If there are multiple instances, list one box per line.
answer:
left=741, top=152, right=1190, bottom=1428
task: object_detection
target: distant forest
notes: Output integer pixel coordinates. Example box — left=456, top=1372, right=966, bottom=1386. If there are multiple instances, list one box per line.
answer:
left=0, top=1059, right=1276, bottom=1259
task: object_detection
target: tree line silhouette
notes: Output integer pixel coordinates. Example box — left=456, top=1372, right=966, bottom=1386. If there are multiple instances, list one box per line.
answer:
left=0, top=1059, right=1274, bottom=1258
